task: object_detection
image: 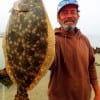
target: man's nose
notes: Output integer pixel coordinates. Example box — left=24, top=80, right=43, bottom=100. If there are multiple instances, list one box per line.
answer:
left=66, top=12, right=74, bottom=16
left=65, top=13, right=73, bottom=18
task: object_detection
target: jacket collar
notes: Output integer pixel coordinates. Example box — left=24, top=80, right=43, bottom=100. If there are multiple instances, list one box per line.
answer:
left=55, top=27, right=81, bottom=38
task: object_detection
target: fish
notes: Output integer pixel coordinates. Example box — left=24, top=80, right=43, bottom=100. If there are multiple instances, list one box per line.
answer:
left=2, top=0, right=55, bottom=99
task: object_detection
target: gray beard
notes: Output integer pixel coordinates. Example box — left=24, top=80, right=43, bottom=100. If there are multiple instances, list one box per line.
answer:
left=61, top=24, right=76, bottom=31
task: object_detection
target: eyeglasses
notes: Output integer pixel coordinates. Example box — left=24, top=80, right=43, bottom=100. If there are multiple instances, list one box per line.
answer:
left=60, top=10, right=78, bottom=16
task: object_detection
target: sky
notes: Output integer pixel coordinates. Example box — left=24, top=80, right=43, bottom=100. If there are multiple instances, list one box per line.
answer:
left=0, top=0, right=100, bottom=47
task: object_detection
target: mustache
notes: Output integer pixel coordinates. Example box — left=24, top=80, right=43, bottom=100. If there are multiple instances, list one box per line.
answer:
left=64, top=18, right=74, bottom=24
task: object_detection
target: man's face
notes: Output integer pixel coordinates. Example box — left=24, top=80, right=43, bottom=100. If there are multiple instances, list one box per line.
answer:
left=58, top=5, right=79, bottom=30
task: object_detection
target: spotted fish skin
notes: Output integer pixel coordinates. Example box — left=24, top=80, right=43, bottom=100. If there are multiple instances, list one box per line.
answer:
left=6, top=0, right=48, bottom=88
left=3, top=0, right=55, bottom=99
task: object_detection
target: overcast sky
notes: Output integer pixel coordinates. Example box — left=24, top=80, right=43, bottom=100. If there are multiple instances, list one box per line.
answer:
left=0, top=0, right=100, bottom=47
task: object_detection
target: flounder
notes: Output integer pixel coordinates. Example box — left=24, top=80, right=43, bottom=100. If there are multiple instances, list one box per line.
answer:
left=2, top=0, right=55, bottom=99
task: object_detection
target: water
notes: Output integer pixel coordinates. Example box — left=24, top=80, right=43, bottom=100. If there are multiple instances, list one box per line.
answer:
left=87, top=34, right=100, bottom=48
left=0, top=38, right=5, bottom=69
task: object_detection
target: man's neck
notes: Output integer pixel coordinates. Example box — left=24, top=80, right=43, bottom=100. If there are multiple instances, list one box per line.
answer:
left=61, top=26, right=78, bottom=33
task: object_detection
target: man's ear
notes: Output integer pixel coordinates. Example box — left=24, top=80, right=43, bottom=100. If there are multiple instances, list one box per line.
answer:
left=57, top=16, right=59, bottom=23
left=57, top=16, right=60, bottom=24
left=78, top=13, right=80, bottom=18
left=77, top=10, right=80, bottom=18
left=57, top=14, right=61, bottom=23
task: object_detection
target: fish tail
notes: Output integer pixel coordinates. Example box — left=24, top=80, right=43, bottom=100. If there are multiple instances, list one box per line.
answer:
left=14, top=86, right=29, bottom=100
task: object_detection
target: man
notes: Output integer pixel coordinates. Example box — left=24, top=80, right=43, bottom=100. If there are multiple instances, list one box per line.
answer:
left=48, top=0, right=100, bottom=100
